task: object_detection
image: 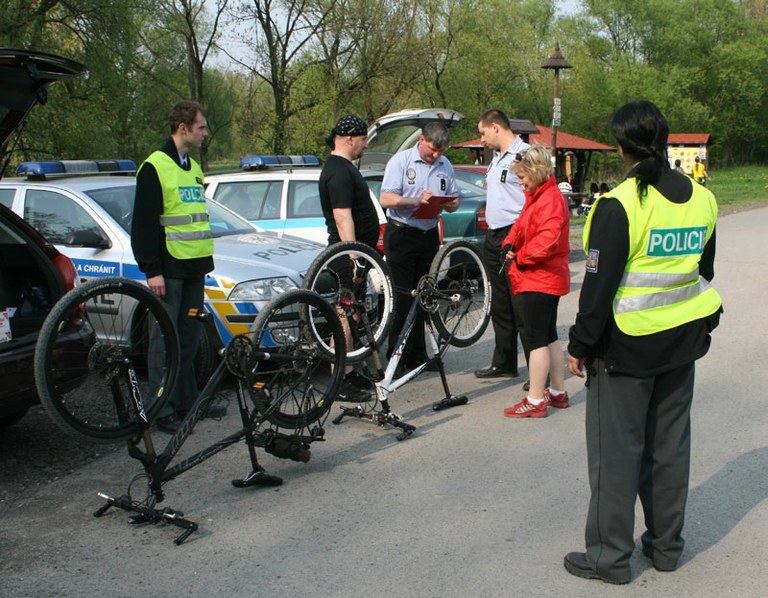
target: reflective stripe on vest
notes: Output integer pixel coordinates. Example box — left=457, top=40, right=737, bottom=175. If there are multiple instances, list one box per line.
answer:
left=159, top=212, right=210, bottom=226
left=142, top=151, right=213, bottom=260
left=583, top=177, right=721, bottom=336
left=166, top=230, right=215, bottom=241
left=614, top=276, right=714, bottom=314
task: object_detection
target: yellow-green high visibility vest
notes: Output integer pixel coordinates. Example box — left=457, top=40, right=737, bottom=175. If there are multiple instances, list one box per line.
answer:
left=583, top=178, right=722, bottom=336
left=143, top=151, right=213, bottom=260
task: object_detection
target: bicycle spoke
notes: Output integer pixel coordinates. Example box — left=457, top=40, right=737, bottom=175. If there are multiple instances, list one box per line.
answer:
left=35, top=278, right=179, bottom=443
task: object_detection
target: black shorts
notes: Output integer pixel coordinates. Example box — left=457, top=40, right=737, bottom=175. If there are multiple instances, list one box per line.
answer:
left=511, top=292, right=560, bottom=352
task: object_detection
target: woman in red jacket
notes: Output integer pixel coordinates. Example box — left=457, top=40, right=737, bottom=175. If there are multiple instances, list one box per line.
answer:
left=502, top=145, right=571, bottom=418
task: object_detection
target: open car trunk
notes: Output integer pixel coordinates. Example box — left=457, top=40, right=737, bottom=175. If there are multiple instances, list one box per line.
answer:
left=0, top=48, right=87, bottom=176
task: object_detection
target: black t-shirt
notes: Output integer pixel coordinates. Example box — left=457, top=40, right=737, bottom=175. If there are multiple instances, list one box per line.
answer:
left=319, top=154, right=379, bottom=247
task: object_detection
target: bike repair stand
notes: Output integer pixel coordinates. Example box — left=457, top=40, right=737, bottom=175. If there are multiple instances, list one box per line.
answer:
left=332, top=284, right=468, bottom=440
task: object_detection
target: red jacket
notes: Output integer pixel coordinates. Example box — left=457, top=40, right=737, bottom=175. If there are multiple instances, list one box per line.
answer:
left=502, top=175, right=570, bottom=296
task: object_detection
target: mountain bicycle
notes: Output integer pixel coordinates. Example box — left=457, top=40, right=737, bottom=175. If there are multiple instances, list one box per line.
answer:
left=34, top=278, right=345, bottom=544
left=302, top=240, right=491, bottom=439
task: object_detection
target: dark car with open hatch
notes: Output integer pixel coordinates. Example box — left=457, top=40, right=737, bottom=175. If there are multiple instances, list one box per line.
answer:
left=0, top=48, right=86, bottom=428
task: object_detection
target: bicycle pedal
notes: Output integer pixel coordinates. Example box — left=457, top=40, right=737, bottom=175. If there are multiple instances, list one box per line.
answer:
left=128, top=514, right=150, bottom=525
left=232, top=469, right=283, bottom=488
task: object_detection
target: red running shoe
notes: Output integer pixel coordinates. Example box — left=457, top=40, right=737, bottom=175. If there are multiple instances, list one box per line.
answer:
left=545, top=389, right=570, bottom=409
left=503, top=397, right=547, bottom=418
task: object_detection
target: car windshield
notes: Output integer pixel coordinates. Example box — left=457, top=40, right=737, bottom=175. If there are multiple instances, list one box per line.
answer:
left=454, top=169, right=487, bottom=189
left=363, top=174, right=483, bottom=201
left=84, top=185, right=256, bottom=237
left=454, top=179, right=485, bottom=199
left=366, top=125, right=421, bottom=155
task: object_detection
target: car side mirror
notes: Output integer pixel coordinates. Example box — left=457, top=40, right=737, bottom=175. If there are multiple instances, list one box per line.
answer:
left=64, top=229, right=111, bottom=249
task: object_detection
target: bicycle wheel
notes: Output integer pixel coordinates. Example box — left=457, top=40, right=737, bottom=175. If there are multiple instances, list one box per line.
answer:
left=428, top=240, right=491, bottom=347
left=246, top=289, right=345, bottom=430
left=302, top=241, right=394, bottom=362
left=34, top=277, right=179, bottom=443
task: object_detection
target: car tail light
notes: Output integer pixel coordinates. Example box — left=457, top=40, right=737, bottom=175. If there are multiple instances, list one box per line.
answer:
left=476, top=206, right=489, bottom=232
left=53, top=253, right=78, bottom=292
left=377, top=223, right=386, bottom=253
left=437, top=216, right=444, bottom=244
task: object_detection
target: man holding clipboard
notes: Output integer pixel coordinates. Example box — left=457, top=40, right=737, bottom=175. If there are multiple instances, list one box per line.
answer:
left=380, top=122, right=459, bottom=371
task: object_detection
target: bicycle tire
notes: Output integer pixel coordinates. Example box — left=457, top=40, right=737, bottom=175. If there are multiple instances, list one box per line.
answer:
left=34, top=277, right=179, bottom=443
left=302, top=241, right=394, bottom=362
left=428, top=240, right=491, bottom=347
left=247, top=288, right=345, bottom=430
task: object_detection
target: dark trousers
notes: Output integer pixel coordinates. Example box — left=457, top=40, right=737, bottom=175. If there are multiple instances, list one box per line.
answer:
left=482, top=228, right=520, bottom=372
left=150, top=276, right=205, bottom=417
left=584, top=359, right=695, bottom=582
left=383, top=222, right=439, bottom=363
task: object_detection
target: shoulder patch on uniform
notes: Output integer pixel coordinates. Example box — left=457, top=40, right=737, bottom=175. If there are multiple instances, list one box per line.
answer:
left=586, top=248, right=599, bottom=273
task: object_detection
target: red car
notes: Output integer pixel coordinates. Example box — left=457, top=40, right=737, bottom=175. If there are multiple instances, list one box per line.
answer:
left=0, top=49, right=86, bottom=428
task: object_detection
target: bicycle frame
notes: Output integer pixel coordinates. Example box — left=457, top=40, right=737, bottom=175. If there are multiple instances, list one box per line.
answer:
left=332, top=279, right=473, bottom=439
left=95, top=347, right=325, bottom=545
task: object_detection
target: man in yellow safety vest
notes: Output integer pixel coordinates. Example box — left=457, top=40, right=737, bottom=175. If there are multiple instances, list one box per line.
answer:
left=131, top=100, right=223, bottom=433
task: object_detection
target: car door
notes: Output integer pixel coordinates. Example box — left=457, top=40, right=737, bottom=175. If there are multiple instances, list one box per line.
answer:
left=210, top=178, right=286, bottom=234
left=284, top=178, right=327, bottom=243
left=19, top=187, right=125, bottom=283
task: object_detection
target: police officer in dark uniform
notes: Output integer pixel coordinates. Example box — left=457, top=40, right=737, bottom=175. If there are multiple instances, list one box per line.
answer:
left=380, top=122, right=459, bottom=370
left=474, top=109, right=529, bottom=379
left=131, top=100, right=225, bottom=433
left=564, top=100, right=722, bottom=584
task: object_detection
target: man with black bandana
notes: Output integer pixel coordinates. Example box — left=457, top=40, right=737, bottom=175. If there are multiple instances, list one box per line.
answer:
left=319, top=114, right=380, bottom=401
left=319, top=114, right=380, bottom=248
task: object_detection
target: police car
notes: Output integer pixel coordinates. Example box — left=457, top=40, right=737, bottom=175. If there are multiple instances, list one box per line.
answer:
left=204, top=155, right=387, bottom=246
left=0, top=159, right=324, bottom=383
left=204, top=110, right=465, bottom=245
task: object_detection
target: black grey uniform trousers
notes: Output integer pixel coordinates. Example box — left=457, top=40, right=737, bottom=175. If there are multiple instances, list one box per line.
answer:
left=584, top=358, right=695, bottom=582
left=482, top=227, right=520, bottom=373
left=150, top=276, right=205, bottom=417
left=383, top=221, right=439, bottom=363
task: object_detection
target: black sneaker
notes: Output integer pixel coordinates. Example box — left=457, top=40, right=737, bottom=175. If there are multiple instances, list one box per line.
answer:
left=155, top=414, right=183, bottom=433
left=201, top=393, right=229, bottom=420
left=345, top=370, right=373, bottom=390
left=336, top=379, right=372, bottom=402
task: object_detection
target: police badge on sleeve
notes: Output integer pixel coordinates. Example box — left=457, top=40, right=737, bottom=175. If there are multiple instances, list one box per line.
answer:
left=586, top=248, right=599, bottom=273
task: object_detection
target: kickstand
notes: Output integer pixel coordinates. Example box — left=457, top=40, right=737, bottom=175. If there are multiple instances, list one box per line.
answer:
left=431, top=353, right=468, bottom=412
left=232, top=466, right=283, bottom=488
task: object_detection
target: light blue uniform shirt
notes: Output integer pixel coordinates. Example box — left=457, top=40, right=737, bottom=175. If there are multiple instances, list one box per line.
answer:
left=484, top=136, right=530, bottom=230
left=381, top=146, right=459, bottom=232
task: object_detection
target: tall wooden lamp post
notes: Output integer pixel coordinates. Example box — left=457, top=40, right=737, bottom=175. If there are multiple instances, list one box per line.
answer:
left=542, top=43, right=572, bottom=165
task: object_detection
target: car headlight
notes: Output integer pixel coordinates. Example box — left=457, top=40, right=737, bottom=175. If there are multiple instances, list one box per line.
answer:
left=228, top=277, right=297, bottom=301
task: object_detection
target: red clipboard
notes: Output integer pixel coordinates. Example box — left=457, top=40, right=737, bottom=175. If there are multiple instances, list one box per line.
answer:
left=411, top=195, right=457, bottom=219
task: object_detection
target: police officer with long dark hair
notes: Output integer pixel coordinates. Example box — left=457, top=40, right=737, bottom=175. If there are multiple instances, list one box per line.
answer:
left=564, top=100, right=722, bottom=584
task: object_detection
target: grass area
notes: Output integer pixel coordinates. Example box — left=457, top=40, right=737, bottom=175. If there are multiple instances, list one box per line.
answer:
left=707, top=165, right=768, bottom=209
left=569, top=165, right=768, bottom=226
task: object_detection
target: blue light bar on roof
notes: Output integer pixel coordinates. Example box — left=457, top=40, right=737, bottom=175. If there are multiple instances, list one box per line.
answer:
left=16, top=159, right=137, bottom=178
left=239, top=155, right=320, bottom=170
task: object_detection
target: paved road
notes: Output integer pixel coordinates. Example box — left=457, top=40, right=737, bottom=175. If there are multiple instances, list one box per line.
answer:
left=2, top=207, right=767, bottom=598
